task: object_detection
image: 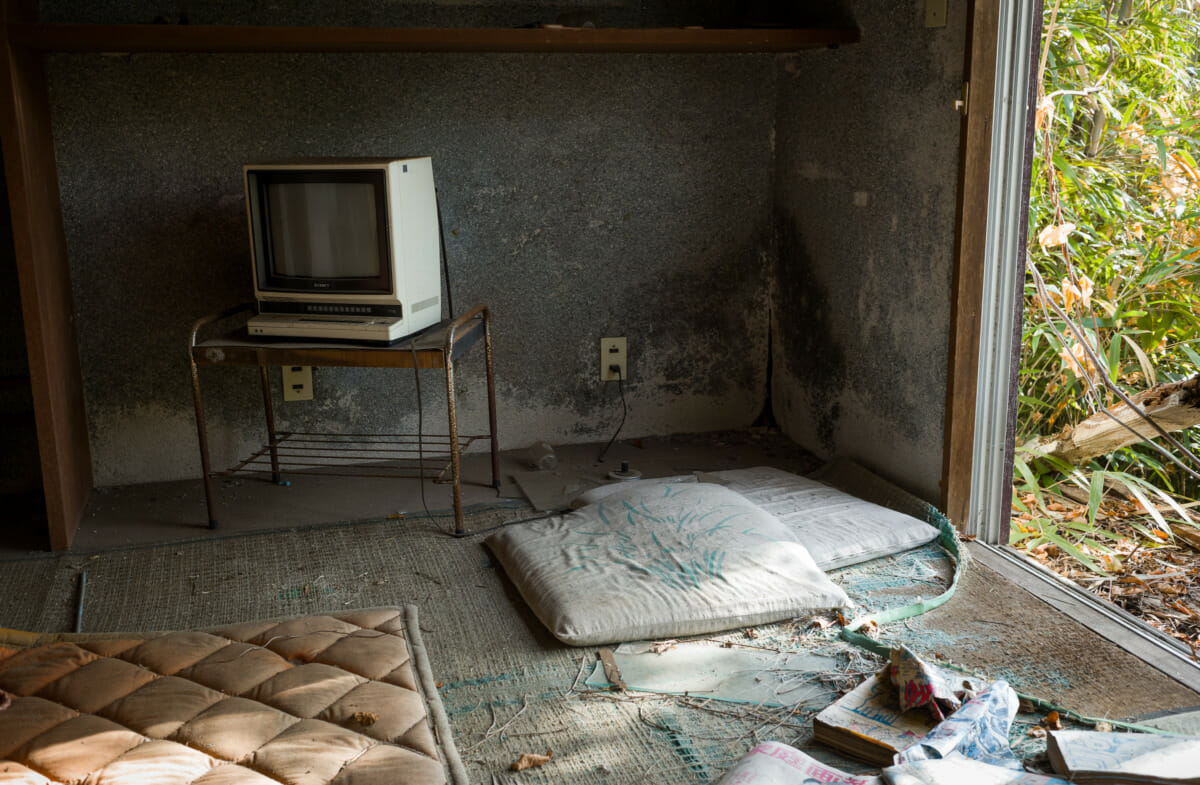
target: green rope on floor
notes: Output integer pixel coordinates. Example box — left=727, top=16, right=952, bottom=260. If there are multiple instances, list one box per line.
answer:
left=838, top=504, right=965, bottom=658
left=837, top=505, right=1177, bottom=737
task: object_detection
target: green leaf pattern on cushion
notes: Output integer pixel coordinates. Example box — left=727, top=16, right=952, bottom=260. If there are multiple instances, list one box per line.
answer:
left=562, top=485, right=777, bottom=590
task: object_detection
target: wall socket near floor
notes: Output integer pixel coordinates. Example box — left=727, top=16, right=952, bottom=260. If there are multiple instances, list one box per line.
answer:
left=925, top=0, right=947, bottom=27
left=600, top=337, right=627, bottom=382
left=282, top=365, right=314, bottom=401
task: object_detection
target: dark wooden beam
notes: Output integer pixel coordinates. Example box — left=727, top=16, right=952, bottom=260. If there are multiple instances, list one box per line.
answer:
left=0, top=10, right=92, bottom=550
left=943, top=0, right=1001, bottom=531
left=7, top=23, right=859, bottom=54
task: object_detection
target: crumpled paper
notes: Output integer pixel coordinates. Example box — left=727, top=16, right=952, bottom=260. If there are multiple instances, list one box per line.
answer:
left=895, top=680, right=1022, bottom=771
left=888, top=645, right=963, bottom=721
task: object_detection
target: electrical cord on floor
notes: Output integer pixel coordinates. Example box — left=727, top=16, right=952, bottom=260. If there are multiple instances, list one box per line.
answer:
left=597, top=367, right=627, bottom=463
left=409, top=339, right=434, bottom=525
left=457, top=508, right=572, bottom=538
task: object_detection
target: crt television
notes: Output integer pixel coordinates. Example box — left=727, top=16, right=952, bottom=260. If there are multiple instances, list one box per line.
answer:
left=243, top=157, right=442, bottom=343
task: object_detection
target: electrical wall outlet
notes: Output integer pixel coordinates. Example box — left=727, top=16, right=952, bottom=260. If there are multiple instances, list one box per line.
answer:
left=600, top=337, right=627, bottom=382
left=925, top=0, right=947, bottom=27
left=282, top=365, right=314, bottom=401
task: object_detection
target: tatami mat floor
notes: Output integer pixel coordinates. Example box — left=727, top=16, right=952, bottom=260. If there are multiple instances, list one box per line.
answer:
left=3, top=430, right=1199, bottom=783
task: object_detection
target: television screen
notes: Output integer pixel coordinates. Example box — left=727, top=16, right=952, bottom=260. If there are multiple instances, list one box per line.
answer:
left=266, top=181, right=381, bottom=279
left=249, top=168, right=391, bottom=293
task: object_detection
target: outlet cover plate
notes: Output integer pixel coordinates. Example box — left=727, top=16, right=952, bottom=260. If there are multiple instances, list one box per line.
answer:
left=925, top=0, right=947, bottom=27
left=282, top=365, right=314, bottom=401
left=600, top=337, right=627, bottom=382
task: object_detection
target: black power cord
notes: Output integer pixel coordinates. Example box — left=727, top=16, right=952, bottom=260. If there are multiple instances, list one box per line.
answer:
left=435, top=192, right=455, bottom=320
left=409, top=339, right=433, bottom=525
left=597, top=365, right=627, bottom=463
left=410, top=190, right=452, bottom=529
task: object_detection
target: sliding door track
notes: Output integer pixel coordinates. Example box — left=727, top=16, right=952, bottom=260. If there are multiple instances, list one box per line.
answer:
left=971, top=542, right=1200, bottom=694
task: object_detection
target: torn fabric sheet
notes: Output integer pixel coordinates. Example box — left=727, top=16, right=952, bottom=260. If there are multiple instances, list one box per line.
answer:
left=585, top=641, right=843, bottom=708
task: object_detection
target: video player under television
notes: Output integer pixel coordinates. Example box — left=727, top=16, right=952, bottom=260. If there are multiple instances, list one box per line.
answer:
left=247, top=312, right=410, bottom=344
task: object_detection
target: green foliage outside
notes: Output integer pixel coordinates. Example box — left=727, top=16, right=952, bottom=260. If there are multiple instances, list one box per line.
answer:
left=1014, top=0, right=1200, bottom=571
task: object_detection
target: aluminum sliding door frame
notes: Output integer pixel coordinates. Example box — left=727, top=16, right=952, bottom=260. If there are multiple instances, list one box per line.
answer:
left=968, top=0, right=1039, bottom=544
left=966, top=0, right=1200, bottom=678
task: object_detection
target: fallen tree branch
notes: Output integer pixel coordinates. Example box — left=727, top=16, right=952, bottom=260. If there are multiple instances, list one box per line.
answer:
left=1027, top=375, right=1200, bottom=464
left=1026, top=260, right=1200, bottom=482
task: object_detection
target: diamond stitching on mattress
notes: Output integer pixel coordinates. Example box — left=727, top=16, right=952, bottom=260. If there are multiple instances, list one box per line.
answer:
left=0, top=609, right=448, bottom=785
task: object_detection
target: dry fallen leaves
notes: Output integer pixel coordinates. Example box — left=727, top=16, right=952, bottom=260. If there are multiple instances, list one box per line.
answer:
left=650, top=639, right=678, bottom=655
left=1014, top=491, right=1200, bottom=652
left=809, top=614, right=837, bottom=631
left=1038, top=222, right=1076, bottom=250
left=511, top=751, right=553, bottom=772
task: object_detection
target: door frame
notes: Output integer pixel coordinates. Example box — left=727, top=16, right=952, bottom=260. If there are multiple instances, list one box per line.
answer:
left=943, top=0, right=1040, bottom=542
left=944, top=0, right=1200, bottom=680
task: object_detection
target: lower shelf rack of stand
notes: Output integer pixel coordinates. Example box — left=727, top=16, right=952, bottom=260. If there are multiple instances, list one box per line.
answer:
left=226, top=431, right=487, bottom=483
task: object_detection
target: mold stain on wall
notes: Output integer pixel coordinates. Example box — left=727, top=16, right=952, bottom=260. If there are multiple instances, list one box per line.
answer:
left=768, top=0, right=968, bottom=502
left=773, top=211, right=846, bottom=454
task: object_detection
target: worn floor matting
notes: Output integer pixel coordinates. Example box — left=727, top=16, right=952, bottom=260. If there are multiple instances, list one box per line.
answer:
left=2, top=506, right=1197, bottom=784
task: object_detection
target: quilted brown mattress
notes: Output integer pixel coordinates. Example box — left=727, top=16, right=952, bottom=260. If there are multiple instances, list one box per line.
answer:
left=0, top=606, right=466, bottom=785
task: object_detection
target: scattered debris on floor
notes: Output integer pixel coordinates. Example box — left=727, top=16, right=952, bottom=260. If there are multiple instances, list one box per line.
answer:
left=586, top=640, right=847, bottom=708
left=717, top=644, right=1200, bottom=783
left=510, top=750, right=552, bottom=771
left=1013, top=490, right=1200, bottom=652
left=812, top=649, right=985, bottom=766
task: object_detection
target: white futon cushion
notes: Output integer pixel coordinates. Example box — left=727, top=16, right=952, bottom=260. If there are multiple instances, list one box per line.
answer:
left=569, top=474, right=698, bottom=508
left=697, top=466, right=941, bottom=569
left=487, top=482, right=850, bottom=646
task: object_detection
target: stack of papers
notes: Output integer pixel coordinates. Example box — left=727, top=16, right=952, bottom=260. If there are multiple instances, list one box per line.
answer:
left=812, top=669, right=983, bottom=766
left=1047, top=730, right=1200, bottom=784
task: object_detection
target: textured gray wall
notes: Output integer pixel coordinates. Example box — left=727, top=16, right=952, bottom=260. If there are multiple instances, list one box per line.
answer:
left=37, top=1, right=968, bottom=498
left=771, top=1, right=967, bottom=503
left=47, top=51, right=776, bottom=485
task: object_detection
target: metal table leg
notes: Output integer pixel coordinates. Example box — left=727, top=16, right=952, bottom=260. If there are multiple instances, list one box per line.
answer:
left=483, top=307, right=501, bottom=490
left=259, top=366, right=282, bottom=484
left=189, top=354, right=218, bottom=529
left=187, top=303, right=255, bottom=530
left=445, top=344, right=465, bottom=537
